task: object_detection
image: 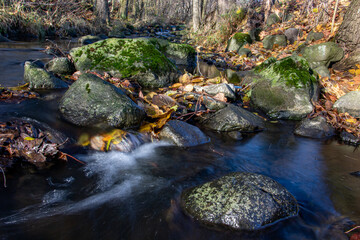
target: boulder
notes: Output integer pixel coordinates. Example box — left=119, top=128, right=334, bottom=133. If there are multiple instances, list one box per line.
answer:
left=181, top=172, right=299, bottom=231
left=333, top=91, right=360, bottom=117
left=199, top=104, right=265, bottom=132
left=194, top=83, right=237, bottom=101
left=59, top=73, right=145, bottom=128
left=159, top=120, right=210, bottom=147
left=45, top=57, right=76, bottom=75
left=303, top=42, right=344, bottom=69
left=306, top=31, right=324, bottom=43
left=313, top=65, right=331, bottom=78
left=70, top=38, right=179, bottom=89
left=237, top=48, right=252, bottom=57
left=24, top=61, right=68, bottom=90
left=340, top=131, right=360, bottom=145
left=251, top=55, right=318, bottom=120
left=226, top=33, right=253, bottom=53
left=284, top=28, right=302, bottom=44
left=262, top=35, right=287, bottom=49
left=249, top=28, right=262, bottom=42
left=294, top=116, right=335, bottom=138
left=78, top=35, right=105, bottom=46
left=266, top=13, right=281, bottom=26
left=187, top=93, right=227, bottom=111
left=148, top=38, right=196, bottom=71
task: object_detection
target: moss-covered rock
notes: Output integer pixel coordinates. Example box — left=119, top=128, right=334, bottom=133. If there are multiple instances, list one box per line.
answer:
left=303, top=42, right=344, bottom=69
left=45, top=57, right=76, bottom=75
left=181, top=172, right=299, bottom=231
left=59, top=73, right=145, bottom=128
left=24, top=61, right=68, bottom=90
left=266, top=13, right=281, bottom=26
left=251, top=55, right=319, bottom=120
left=70, top=38, right=179, bottom=88
left=262, top=35, right=287, bottom=49
left=226, top=33, right=253, bottom=53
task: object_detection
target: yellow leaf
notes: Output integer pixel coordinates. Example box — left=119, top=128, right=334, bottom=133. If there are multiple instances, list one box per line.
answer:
left=346, top=118, right=357, bottom=124
left=24, top=137, right=35, bottom=140
left=349, top=69, right=356, bottom=75
left=312, top=8, right=318, bottom=13
left=355, top=69, right=360, bottom=75
left=171, top=83, right=183, bottom=89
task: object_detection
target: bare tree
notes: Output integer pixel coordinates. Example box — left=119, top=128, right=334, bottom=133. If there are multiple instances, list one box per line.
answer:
left=193, top=0, right=200, bottom=31
left=96, top=0, right=110, bottom=25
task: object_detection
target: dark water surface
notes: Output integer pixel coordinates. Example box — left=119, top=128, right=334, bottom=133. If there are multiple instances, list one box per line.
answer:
left=0, top=42, right=359, bottom=240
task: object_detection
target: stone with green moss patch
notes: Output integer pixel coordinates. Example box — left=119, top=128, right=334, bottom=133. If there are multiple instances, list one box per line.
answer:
left=70, top=38, right=179, bottom=88
left=181, top=172, right=299, bottom=231
left=24, top=61, right=68, bottom=90
left=251, top=55, right=319, bottom=120
left=226, top=33, right=253, bottom=53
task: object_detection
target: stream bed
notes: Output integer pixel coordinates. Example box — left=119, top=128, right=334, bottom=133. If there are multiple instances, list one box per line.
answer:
left=0, top=41, right=359, bottom=240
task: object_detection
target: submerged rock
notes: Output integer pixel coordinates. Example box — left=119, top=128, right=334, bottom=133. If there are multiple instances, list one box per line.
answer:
left=251, top=55, right=318, bottom=120
left=199, top=104, right=265, bottom=132
left=59, top=73, right=145, bottom=128
left=181, top=172, right=299, bottom=231
left=303, top=42, right=344, bottom=69
left=24, top=61, right=68, bottom=90
left=70, top=38, right=179, bottom=88
left=294, top=116, right=335, bottom=138
left=226, top=33, right=253, bottom=53
left=262, top=35, right=287, bottom=49
left=45, top=57, right=76, bottom=75
left=340, top=131, right=360, bottom=145
left=159, top=120, right=210, bottom=147
left=333, top=91, right=360, bottom=118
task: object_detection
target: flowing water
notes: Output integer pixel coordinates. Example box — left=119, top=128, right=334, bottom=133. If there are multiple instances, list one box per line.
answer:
left=0, top=41, right=359, bottom=240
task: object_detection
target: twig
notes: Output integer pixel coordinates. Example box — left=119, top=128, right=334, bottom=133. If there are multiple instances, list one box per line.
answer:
left=62, top=152, right=86, bottom=165
left=196, top=50, right=203, bottom=76
left=331, top=0, right=339, bottom=33
left=0, top=166, right=7, bottom=188
left=45, top=39, right=67, bottom=57
left=345, top=225, right=360, bottom=234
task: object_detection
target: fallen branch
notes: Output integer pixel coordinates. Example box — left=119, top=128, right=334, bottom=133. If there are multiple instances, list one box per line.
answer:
left=345, top=226, right=360, bottom=234
left=62, top=152, right=86, bottom=165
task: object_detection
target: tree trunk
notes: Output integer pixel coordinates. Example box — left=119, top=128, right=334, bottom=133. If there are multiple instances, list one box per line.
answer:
left=336, top=0, right=360, bottom=52
left=96, top=0, right=110, bottom=25
left=193, top=0, right=200, bottom=31
left=121, top=0, right=129, bottom=19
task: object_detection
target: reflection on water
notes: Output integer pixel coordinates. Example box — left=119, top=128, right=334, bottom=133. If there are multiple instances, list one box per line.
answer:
left=0, top=41, right=359, bottom=240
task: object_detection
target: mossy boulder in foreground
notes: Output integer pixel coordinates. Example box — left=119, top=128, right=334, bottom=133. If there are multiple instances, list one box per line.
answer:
left=70, top=38, right=179, bottom=88
left=251, top=55, right=319, bottom=120
left=181, top=172, right=299, bottom=231
left=59, top=73, right=145, bottom=128
left=226, top=33, right=253, bottom=53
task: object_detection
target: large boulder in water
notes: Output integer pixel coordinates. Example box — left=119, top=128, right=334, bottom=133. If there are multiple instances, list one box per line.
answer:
left=250, top=55, right=319, bottom=120
left=159, top=120, right=210, bottom=147
left=59, top=73, right=145, bottom=128
left=199, top=104, right=265, bottom=132
left=69, top=38, right=179, bottom=89
left=333, top=91, right=360, bottom=118
left=181, top=172, right=299, bottom=231
left=294, top=116, right=335, bottom=138
left=24, top=61, right=68, bottom=90
left=226, top=33, right=253, bottom=53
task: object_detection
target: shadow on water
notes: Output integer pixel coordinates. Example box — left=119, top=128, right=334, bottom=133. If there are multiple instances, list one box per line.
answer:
left=0, top=41, right=359, bottom=240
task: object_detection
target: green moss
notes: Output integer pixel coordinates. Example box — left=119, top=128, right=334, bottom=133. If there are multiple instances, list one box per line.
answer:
left=233, top=32, right=253, bottom=45
left=70, top=38, right=177, bottom=78
left=254, top=56, right=317, bottom=88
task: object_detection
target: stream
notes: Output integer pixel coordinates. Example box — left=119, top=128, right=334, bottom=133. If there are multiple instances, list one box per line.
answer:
left=0, top=41, right=359, bottom=240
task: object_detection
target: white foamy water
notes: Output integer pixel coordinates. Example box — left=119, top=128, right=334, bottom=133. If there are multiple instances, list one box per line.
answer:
left=0, top=142, right=171, bottom=225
